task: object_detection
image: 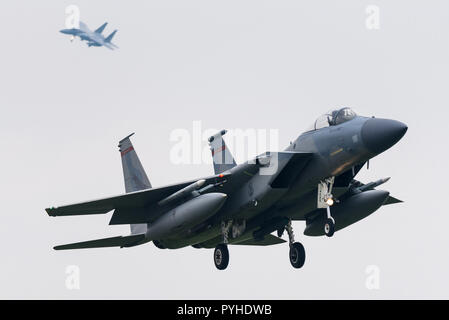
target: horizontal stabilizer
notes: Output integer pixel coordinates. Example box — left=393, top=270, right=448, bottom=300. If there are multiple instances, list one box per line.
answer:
left=383, top=195, right=403, bottom=205
left=54, top=234, right=146, bottom=250
left=235, top=234, right=286, bottom=246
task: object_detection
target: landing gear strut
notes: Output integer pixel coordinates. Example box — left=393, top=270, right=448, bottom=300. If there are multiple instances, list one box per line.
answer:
left=213, top=220, right=233, bottom=270
left=318, top=177, right=336, bottom=237
left=286, top=220, right=306, bottom=269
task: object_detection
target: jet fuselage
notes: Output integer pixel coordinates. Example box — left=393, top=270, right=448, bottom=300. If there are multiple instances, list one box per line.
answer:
left=155, top=115, right=407, bottom=249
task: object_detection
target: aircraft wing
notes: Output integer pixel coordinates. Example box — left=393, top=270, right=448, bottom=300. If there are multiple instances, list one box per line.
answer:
left=79, top=21, right=89, bottom=32
left=46, top=152, right=312, bottom=224
left=46, top=172, right=230, bottom=218
left=79, top=34, right=91, bottom=41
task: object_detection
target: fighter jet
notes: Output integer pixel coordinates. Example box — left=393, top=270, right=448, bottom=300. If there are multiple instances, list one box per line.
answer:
left=46, top=108, right=407, bottom=270
left=59, top=21, right=118, bottom=50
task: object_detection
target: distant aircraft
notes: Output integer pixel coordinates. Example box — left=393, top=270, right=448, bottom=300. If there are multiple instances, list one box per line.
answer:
left=46, top=108, right=407, bottom=270
left=60, top=21, right=118, bottom=50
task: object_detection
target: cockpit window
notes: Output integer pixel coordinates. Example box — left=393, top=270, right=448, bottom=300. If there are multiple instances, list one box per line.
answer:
left=314, top=114, right=332, bottom=130
left=331, top=108, right=357, bottom=125
left=306, top=107, right=357, bottom=131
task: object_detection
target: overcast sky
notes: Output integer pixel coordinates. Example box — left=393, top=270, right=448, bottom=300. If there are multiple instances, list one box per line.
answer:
left=0, top=0, right=448, bottom=299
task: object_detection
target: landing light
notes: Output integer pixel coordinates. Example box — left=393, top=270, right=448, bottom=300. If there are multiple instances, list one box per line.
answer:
left=326, top=198, right=334, bottom=206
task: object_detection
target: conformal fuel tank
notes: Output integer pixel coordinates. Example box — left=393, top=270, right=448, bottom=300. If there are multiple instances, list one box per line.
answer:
left=146, top=193, right=227, bottom=240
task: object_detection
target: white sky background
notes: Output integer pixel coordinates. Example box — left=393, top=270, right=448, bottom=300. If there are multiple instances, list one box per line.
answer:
left=0, top=0, right=448, bottom=299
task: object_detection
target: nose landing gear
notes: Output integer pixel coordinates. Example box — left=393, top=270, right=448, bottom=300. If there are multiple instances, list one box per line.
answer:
left=319, top=177, right=336, bottom=237
left=324, top=216, right=335, bottom=237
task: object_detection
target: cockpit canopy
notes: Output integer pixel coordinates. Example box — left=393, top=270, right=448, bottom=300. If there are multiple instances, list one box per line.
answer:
left=307, top=107, right=357, bottom=131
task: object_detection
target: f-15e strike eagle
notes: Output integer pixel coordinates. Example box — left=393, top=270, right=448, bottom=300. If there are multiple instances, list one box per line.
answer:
left=46, top=108, right=407, bottom=270
left=59, top=21, right=118, bottom=50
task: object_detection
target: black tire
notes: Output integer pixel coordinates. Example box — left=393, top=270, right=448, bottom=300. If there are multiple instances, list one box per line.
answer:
left=214, top=244, right=229, bottom=270
left=153, top=240, right=166, bottom=249
left=289, top=242, right=306, bottom=269
left=324, top=218, right=335, bottom=237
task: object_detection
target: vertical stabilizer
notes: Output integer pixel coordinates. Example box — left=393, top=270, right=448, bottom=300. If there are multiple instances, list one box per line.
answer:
left=118, top=133, right=151, bottom=234
left=94, top=22, right=108, bottom=34
left=208, top=130, right=237, bottom=174
left=105, top=30, right=117, bottom=42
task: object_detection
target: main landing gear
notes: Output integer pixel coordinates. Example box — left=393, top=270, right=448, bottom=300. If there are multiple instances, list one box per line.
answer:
left=213, top=219, right=307, bottom=270
left=214, top=244, right=229, bottom=270
left=214, top=220, right=232, bottom=270
left=285, top=220, right=306, bottom=269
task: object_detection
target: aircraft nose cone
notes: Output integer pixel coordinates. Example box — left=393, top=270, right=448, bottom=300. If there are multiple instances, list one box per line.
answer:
left=361, top=118, right=408, bottom=154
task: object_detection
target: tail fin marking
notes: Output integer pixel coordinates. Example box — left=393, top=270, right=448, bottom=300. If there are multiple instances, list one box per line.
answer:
left=208, top=130, right=237, bottom=174
left=118, top=133, right=150, bottom=235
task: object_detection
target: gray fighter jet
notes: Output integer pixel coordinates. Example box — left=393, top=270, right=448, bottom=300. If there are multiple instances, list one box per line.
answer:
left=59, top=21, right=118, bottom=50
left=46, top=108, right=407, bottom=270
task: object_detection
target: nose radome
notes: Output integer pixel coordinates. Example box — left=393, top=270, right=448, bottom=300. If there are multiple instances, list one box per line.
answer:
left=361, top=118, right=408, bottom=154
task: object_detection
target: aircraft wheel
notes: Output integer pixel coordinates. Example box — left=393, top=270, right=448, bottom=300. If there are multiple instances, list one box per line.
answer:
left=324, top=218, right=335, bottom=237
left=289, top=242, right=306, bottom=269
left=214, top=244, right=229, bottom=270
